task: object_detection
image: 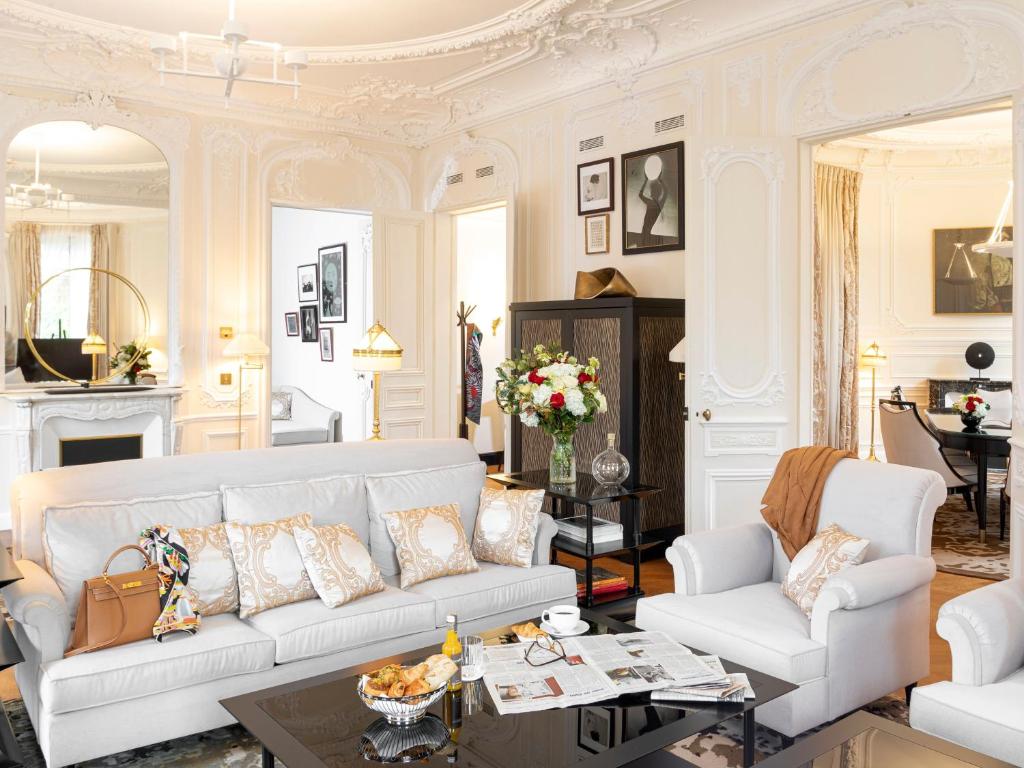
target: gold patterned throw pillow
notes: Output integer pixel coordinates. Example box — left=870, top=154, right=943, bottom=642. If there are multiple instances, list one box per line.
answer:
left=178, top=522, right=239, bottom=616
left=224, top=513, right=316, bottom=618
left=781, top=523, right=870, bottom=616
left=384, top=504, right=480, bottom=589
left=472, top=487, right=544, bottom=568
left=292, top=522, right=385, bottom=608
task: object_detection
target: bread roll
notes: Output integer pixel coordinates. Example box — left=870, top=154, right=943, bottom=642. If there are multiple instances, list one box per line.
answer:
left=422, top=654, right=458, bottom=689
left=387, top=681, right=406, bottom=697
left=405, top=679, right=431, bottom=696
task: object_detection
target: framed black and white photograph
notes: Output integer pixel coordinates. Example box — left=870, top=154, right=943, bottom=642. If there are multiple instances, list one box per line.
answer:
left=318, top=243, right=348, bottom=323
left=299, top=305, right=318, bottom=342
left=318, top=327, right=334, bottom=362
left=621, top=142, right=684, bottom=254
left=577, top=707, right=616, bottom=754
left=577, top=157, right=614, bottom=215
left=284, top=312, right=299, bottom=337
left=933, top=226, right=1012, bottom=314
left=584, top=214, right=610, bottom=255
left=297, top=263, right=318, bottom=303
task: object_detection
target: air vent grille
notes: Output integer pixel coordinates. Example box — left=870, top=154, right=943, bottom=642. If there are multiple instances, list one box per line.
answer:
left=654, top=114, right=685, bottom=134
left=475, top=166, right=494, bottom=179
left=446, top=172, right=464, bottom=185
left=578, top=136, right=604, bottom=152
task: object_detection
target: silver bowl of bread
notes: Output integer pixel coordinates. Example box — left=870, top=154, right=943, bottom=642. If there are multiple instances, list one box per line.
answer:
left=358, top=654, right=457, bottom=725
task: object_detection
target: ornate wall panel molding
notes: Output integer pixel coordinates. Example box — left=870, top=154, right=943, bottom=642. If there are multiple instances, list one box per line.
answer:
left=703, top=468, right=774, bottom=530
left=701, top=418, right=787, bottom=457
left=424, top=132, right=519, bottom=211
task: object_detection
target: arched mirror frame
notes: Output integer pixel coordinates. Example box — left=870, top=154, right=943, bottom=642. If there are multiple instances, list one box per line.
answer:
left=0, top=92, right=186, bottom=387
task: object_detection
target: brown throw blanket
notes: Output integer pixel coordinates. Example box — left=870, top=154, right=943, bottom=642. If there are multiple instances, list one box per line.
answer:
left=761, top=446, right=854, bottom=560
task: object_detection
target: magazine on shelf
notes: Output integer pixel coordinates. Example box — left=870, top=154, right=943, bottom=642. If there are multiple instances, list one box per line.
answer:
left=482, top=631, right=734, bottom=715
left=556, top=516, right=623, bottom=543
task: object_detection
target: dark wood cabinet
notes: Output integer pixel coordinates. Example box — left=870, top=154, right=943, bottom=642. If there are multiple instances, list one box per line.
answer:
left=509, top=297, right=686, bottom=542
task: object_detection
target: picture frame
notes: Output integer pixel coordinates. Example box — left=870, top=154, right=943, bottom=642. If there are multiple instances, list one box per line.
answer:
left=318, top=243, right=348, bottom=323
left=932, top=226, right=1012, bottom=315
left=577, top=157, right=614, bottom=215
left=621, top=141, right=685, bottom=254
left=284, top=312, right=299, bottom=337
left=584, top=214, right=610, bottom=255
left=577, top=707, right=617, bottom=754
left=297, top=263, right=318, bottom=303
left=318, top=327, right=334, bottom=362
left=299, top=305, right=318, bottom=342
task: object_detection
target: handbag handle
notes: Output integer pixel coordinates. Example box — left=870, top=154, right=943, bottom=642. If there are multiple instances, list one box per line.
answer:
left=102, top=544, right=154, bottom=577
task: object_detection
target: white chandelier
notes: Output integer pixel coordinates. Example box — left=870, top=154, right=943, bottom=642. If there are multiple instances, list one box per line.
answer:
left=149, top=0, right=308, bottom=101
left=5, top=146, right=75, bottom=210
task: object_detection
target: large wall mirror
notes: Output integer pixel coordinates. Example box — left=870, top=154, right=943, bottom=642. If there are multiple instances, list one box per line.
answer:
left=3, top=120, right=168, bottom=386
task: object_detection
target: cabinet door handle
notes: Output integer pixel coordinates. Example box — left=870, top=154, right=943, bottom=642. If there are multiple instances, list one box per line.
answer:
left=701, top=409, right=712, bottom=422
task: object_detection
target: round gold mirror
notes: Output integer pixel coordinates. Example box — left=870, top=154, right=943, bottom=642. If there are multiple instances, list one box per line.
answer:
left=23, top=267, right=150, bottom=387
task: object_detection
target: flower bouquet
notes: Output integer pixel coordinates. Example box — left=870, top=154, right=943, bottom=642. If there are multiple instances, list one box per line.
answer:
left=952, top=393, right=990, bottom=432
left=496, top=345, right=608, bottom=483
left=113, top=340, right=152, bottom=385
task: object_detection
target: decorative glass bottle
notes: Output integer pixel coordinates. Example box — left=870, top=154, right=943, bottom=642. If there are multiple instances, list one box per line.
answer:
left=592, top=433, right=629, bottom=485
left=549, top=431, right=576, bottom=485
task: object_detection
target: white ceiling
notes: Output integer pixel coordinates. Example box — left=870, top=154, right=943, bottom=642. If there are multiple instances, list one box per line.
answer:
left=7, top=121, right=166, bottom=165
left=834, top=109, right=1012, bottom=150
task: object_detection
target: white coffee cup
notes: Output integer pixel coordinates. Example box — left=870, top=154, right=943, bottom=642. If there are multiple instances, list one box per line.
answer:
left=542, top=604, right=581, bottom=634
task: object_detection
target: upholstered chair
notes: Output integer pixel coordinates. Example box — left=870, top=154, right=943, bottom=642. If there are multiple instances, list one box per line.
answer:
left=270, top=385, right=342, bottom=446
left=910, top=578, right=1024, bottom=764
left=635, top=459, right=945, bottom=738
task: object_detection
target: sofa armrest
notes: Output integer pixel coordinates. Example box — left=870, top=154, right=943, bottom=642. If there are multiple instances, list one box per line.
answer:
left=533, top=513, right=557, bottom=565
left=287, top=388, right=342, bottom=441
left=1, top=559, right=69, bottom=663
left=935, top=578, right=1024, bottom=686
left=665, top=523, right=774, bottom=596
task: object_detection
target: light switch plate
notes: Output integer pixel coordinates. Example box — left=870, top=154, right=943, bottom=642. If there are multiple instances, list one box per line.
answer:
left=219, top=326, right=234, bottom=339
left=220, top=372, right=232, bottom=386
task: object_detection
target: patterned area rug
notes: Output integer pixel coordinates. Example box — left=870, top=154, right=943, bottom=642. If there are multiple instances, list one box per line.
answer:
left=932, top=478, right=1010, bottom=581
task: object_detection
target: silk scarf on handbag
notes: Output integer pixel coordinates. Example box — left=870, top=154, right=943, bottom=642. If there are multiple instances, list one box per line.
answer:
left=140, top=524, right=200, bottom=640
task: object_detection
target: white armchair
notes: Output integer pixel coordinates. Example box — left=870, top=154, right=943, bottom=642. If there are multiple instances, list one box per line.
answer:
left=635, top=458, right=946, bottom=738
left=271, top=385, right=342, bottom=446
left=910, top=578, right=1024, bottom=764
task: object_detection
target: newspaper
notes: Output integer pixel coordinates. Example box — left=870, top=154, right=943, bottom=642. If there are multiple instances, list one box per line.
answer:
left=652, top=655, right=755, bottom=703
left=481, top=631, right=730, bottom=715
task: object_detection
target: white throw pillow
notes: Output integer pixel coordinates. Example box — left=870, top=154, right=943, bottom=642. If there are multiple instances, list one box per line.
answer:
left=178, top=522, right=239, bottom=616
left=472, top=487, right=544, bottom=568
left=271, top=392, right=293, bottom=421
left=978, top=388, right=1012, bottom=427
left=225, top=513, right=316, bottom=618
left=384, top=503, right=480, bottom=588
left=221, top=474, right=367, bottom=540
left=292, top=521, right=385, bottom=608
left=365, top=462, right=486, bottom=576
left=43, top=491, right=223, bottom=620
left=781, top=523, right=870, bottom=616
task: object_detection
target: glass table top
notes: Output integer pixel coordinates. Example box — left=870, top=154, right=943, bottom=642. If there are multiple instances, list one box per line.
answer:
left=488, top=470, right=662, bottom=505
left=808, top=726, right=991, bottom=767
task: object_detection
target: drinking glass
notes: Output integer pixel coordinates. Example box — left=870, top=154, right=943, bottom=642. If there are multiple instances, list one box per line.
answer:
left=461, top=635, right=485, bottom=681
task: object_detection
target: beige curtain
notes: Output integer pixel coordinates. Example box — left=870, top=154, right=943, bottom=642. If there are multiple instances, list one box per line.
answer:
left=812, top=163, right=862, bottom=451
left=8, top=222, right=42, bottom=337
left=90, top=224, right=121, bottom=378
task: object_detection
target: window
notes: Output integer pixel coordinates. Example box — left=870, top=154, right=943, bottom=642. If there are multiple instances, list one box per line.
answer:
left=38, top=225, right=91, bottom=339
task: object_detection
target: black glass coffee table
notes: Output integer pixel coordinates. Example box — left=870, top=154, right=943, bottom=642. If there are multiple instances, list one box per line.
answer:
left=221, top=610, right=796, bottom=768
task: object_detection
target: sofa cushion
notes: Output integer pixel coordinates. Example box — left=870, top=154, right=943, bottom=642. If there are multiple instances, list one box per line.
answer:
left=42, top=491, right=223, bottom=620
left=910, top=670, right=1024, bottom=765
left=225, top=514, right=316, bottom=618
left=178, top=521, right=238, bottom=616
left=403, top=562, right=576, bottom=628
left=635, top=583, right=827, bottom=684
left=244, top=587, right=436, bottom=663
left=271, top=391, right=293, bottom=421
left=365, top=461, right=486, bottom=576
left=222, top=474, right=367, bottom=540
left=40, top=613, right=275, bottom=715
left=293, top=521, right=385, bottom=608
left=472, top=487, right=545, bottom=568
left=782, top=523, right=869, bottom=616
left=385, top=503, right=479, bottom=589
left=271, top=424, right=328, bottom=446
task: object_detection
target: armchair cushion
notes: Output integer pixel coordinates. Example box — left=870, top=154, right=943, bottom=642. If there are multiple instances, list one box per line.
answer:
left=1, top=559, right=69, bottom=663
left=782, top=523, right=869, bottom=615
left=936, top=577, right=1024, bottom=686
left=271, top=391, right=293, bottom=420
left=665, top=522, right=774, bottom=596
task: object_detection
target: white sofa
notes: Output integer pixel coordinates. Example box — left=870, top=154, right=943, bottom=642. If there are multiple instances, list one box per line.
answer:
left=910, top=578, right=1024, bottom=764
left=3, top=439, right=575, bottom=767
left=634, top=459, right=946, bottom=738
left=271, top=385, right=342, bottom=446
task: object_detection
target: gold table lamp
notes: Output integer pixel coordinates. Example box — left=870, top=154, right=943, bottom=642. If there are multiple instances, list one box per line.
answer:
left=352, top=321, right=403, bottom=441
left=81, top=332, right=107, bottom=380
left=861, top=341, right=887, bottom=462
left=224, top=333, right=270, bottom=450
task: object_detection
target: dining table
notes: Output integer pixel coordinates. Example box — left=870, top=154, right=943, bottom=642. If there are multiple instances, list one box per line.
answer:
left=925, top=409, right=1011, bottom=543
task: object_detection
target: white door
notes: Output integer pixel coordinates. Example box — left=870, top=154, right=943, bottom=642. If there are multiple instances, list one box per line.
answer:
left=684, top=140, right=797, bottom=532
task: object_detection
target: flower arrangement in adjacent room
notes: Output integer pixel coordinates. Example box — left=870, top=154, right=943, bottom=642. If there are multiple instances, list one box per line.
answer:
left=113, top=340, right=152, bottom=385
left=495, top=344, right=608, bottom=483
left=952, top=393, right=990, bottom=432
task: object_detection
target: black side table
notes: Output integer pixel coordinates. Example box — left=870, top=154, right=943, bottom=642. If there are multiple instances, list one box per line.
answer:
left=0, top=548, right=23, bottom=767
left=488, top=470, right=662, bottom=610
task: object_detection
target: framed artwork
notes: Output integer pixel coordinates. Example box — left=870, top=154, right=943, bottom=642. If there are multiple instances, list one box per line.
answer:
left=577, top=157, right=614, bottom=215
left=297, top=263, right=318, bottom=303
left=318, top=327, right=334, bottom=362
left=299, top=305, right=318, bottom=342
left=577, top=707, right=617, bottom=754
left=621, top=141, right=684, bottom=254
left=584, top=214, right=610, bottom=255
left=318, top=243, right=348, bottom=323
left=933, top=227, right=1012, bottom=314
left=284, top=312, right=299, bottom=337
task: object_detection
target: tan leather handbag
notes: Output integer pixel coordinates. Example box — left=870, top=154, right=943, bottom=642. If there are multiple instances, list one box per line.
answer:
left=65, top=544, right=161, bottom=657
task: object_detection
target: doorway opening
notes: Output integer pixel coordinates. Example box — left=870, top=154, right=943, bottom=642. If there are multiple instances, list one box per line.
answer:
left=453, top=203, right=508, bottom=464
left=270, top=205, right=373, bottom=444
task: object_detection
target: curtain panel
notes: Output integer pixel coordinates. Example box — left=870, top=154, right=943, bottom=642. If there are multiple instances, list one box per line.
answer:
left=7, top=222, right=42, bottom=338
left=812, top=163, right=862, bottom=452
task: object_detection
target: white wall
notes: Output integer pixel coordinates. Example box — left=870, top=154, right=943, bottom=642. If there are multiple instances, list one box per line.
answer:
left=271, top=206, right=373, bottom=442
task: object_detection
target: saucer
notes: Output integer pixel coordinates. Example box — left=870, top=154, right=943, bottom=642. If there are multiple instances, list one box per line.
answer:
left=540, top=619, right=589, bottom=637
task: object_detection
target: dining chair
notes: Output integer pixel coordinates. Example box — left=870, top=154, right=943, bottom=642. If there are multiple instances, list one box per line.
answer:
left=879, top=400, right=978, bottom=512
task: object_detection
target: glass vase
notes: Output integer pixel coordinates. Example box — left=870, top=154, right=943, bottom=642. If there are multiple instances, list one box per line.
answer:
left=549, top=431, right=576, bottom=485
left=592, top=433, right=630, bottom=485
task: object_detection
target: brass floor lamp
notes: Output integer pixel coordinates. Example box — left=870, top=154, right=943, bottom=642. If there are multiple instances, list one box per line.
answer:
left=224, top=333, right=270, bottom=450
left=861, top=341, right=887, bottom=462
left=352, top=321, right=403, bottom=441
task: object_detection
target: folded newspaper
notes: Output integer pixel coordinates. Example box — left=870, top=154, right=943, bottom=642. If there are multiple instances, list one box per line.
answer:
left=481, top=631, right=753, bottom=715
left=651, top=655, right=755, bottom=704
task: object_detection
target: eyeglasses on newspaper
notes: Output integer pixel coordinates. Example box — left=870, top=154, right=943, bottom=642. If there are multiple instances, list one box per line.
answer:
left=525, top=635, right=566, bottom=667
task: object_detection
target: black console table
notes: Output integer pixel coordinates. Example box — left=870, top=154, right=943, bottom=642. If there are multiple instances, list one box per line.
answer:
left=488, top=470, right=661, bottom=611
left=0, top=548, right=24, bottom=767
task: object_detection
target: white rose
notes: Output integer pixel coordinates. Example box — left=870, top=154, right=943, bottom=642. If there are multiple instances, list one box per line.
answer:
left=595, top=391, right=608, bottom=413
left=533, top=384, right=553, bottom=406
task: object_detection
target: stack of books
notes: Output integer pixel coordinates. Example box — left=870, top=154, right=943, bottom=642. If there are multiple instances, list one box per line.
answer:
left=575, top=566, right=628, bottom=600
left=555, top=516, right=623, bottom=545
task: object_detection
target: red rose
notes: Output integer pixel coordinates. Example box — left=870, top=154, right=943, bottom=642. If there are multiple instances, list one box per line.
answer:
left=528, top=369, right=546, bottom=384
left=578, top=372, right=593, bottom=384
left=550, top=392, right=565, bottom=409
left=966, top=401, right=976, bottom=412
